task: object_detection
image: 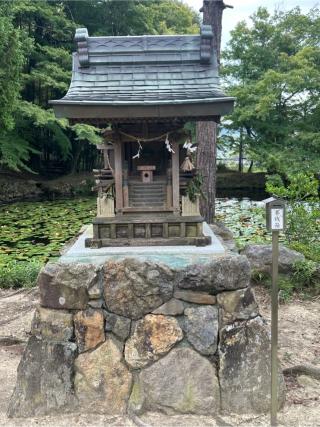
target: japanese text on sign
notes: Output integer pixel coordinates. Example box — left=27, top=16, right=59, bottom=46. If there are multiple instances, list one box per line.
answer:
left=271, top=208, right=284, bottom=230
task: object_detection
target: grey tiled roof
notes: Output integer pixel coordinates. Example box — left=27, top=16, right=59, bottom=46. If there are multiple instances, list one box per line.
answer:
left=51, top=27, right=234, bottom=121
left=55, top=28, right=230, bottom=106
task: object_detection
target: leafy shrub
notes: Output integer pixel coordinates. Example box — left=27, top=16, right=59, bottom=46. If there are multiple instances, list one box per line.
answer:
left=252, top=259, right=319, bottom=300
left=0, top=260, right=42, bottom=289
left=266, top=173, right=320, bottom=261
left=289, top=242, right=320, bottom=263
left=292, top=259, right=319, bottom=296
left=278, top=277, right=295, bottom=303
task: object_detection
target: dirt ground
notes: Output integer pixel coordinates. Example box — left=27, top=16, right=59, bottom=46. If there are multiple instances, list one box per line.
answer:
left=0, top=286, right=319, bottom=427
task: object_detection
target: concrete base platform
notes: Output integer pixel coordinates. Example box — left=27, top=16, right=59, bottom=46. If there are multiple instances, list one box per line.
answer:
left=59, top=222, right=226, bottom=268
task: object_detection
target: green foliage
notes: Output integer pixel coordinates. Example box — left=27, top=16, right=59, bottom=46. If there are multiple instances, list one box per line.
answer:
left=292, top=259, right=318, bottom=291
left=289, top=242, right=320, bottom=263
left=215, top=199, right=270, bottom=248
left=278, top=260, right=319, bottom=300
left=0, top=4, right=26, bottom=132
left=222, top=7, right=320, bottom=176
left=0, top=197, right=96, bottom=266
left=0, top=0, right=199, bottom=173
left=72, top=124, right=103, bottom=145
left=0, top=259, right=42, bottom=289
left=64, top=0, right=199, bottom=36
left=186, top=173, right=204, bottom=203
left=266, top=173, right=320, bottom=261
left=0, top=3, right=32, bottom=170
left=278, top=277, right=295, bottom=303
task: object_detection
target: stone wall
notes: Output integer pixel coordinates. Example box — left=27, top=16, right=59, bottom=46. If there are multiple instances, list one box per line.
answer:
left=8, top=255, right=285, bottom=418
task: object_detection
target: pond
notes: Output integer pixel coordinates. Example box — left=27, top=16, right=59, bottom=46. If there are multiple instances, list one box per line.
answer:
left=0, top=197, right=271, bottom=266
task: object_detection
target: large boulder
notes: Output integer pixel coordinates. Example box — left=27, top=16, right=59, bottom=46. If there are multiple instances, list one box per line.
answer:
left=39, top=262, right=100, bottom=310
left=124, top=314, right=183, bottom=368
left=219, top=317, right=285, bottom=414
left=74, top=308, right=105, bottom=353
left=74, top=335, right=132, bottom=414
left=177, top=255, right=250, bottom=293
left=7, top=336, right=77, bottom=417
left=183, top=306, right=219, bottom=355
left=104, top=259, right=174, bottom=319
left=138, top=347, right=220, bottom=415
left=31, top=306, right=73, bottom=342
left=241, top=244, right=304, bottom=275
left=217, top=287, right=259, bottom=325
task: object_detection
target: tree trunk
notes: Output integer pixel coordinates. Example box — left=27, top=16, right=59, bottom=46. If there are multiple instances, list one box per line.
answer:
left=196, top=121, right=216, bottom=222
left=196, top=0, right=227, bottom=223
left=239, top=127, right=244, bottom=172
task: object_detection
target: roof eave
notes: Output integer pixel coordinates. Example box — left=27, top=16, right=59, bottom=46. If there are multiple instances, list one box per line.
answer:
left=50, top=98, right=235, bottom=121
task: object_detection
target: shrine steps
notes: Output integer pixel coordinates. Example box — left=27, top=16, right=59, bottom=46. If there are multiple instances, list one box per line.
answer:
left=129, top=182, right=166, bottom=208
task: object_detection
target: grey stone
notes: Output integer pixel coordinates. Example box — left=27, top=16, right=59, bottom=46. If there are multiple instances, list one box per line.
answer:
left=31, top=306, right=73, bottom=342
left=7, top=336, right=77, bottom=417
left=104, top=310, right=131, bottom=341
left=152, top=298, right=184, bottom=315
left=183, top=306, right=219, bottom=355
left=139, top=347, right=220, bottom=415
left=178, top=255, right=250, bottom=293
left=211, top=222, right=234, bottom=241
left=74, top=335, right=132, bottom=414
left=128, top=375, right=145, bottom=415
left=217, top=287, right=259, bottom=324
left=241, top=244, right=305, bottom=275
left=174, top=289, right=216, bottom=304
left=88, top=299, right=104, bottom=308
left=210, top=223, right=237, bottom=252
left=104, top=259, right=174, bottom=319
left=219, top=317, right=286, bottom=414
left=125, top=314, right=183, bottom=368
left=88, top=280, right=103, bottom=299
left=39, top=262, right=100, bottom=310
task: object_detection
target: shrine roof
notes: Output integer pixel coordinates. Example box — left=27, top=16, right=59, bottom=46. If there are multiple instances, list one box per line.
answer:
left=51, top=26, right=235, bottom=121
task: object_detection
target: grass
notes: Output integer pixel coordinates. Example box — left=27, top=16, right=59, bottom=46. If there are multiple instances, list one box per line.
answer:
left=0, top=259, right=42, bottom=289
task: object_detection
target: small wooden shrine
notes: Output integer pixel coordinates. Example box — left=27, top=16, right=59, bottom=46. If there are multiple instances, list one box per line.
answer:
left=51, top=26, right=234, bottom=247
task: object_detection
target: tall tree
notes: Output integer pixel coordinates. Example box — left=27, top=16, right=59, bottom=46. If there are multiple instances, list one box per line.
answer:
left=0, top=2, right=32, bottom=171
left=0, top=0, right=200, bottom=174
left=222, top=7, right=320, bottom=177
left=196, top=0, right=232, bottom=223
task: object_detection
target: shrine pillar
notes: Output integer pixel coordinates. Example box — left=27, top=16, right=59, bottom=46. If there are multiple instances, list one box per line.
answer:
left=171, top=141, right=180, bottom=215
left=114, top=139, right=123, bottom=213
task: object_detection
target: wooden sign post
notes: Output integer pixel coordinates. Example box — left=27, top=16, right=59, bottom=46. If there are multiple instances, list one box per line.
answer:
left=265, top=197, right=286, bottom=426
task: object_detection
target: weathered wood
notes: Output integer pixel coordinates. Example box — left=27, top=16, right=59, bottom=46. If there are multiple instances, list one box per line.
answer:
left=93, top=215, right=203, bottom=224
left=114, top=140, right=123, bottom=212
left=123, top=185, right=129, bottom=207
left=97, top=196, right=115, bottom=218
left=171, top=141, right=180, bottom=215
left=145, top=223, right=151, bottom=239
left=163, top=223, right=169, bottom=238
left=128, top=223, right=134, bottom=239
left=122, top=207, right=174, bottom=213
left=110, top=223, right=116, bottom=239
left=197, top=222, right=203, bottom=237
left=123, top=166, right=129, bottom=208
left=181, top=196, right=201, bottom=217
left=180, top=222, right=186, bottom=238
left=85, top=235, right=211, bottom=248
